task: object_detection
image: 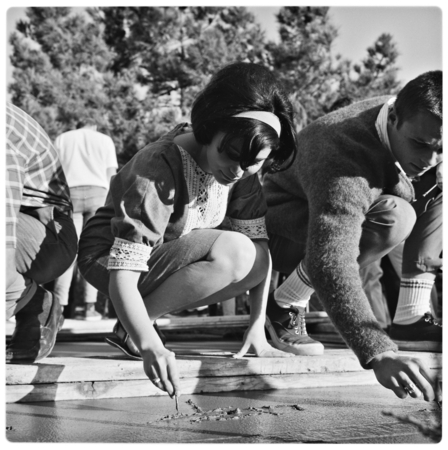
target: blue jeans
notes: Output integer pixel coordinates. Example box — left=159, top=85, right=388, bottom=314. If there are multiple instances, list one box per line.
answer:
left=6, top=209, right=77, bottom=319
left=53, top=186, right=108, bottom=306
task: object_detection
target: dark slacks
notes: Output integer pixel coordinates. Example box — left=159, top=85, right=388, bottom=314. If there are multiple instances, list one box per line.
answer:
left=269, top=191, right=442, bottom=278
left=6, top=210, right=77, bottom=319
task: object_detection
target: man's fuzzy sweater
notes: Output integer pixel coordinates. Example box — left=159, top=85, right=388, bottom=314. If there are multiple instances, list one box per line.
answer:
left=264, top=97, right=417, bottom=368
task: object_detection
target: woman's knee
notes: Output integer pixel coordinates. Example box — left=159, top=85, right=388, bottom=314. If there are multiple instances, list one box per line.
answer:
left=207, top=232, right=257, bottom=282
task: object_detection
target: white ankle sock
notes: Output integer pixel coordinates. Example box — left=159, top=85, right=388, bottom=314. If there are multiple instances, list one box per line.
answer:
left=393, top=278, right=434, bottom=325
left=274, top=261, right=314, bottom=309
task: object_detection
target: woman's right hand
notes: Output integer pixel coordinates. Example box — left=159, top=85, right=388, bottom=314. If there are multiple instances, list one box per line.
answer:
left=141, top=347, right=181, bottom=398
left=109, top=270, right=181, bottom=398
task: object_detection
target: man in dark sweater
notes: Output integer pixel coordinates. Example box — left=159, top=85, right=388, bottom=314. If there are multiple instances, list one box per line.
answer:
left=263, top=71, right=442, bottom=402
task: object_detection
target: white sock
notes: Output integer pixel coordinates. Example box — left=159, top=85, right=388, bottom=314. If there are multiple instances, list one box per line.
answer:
left=393, top=278, right=434, bottom=325
left=274, top=261, right=314, bottom=309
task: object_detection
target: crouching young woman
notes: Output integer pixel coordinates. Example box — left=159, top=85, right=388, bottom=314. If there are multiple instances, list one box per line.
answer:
left=78, top=62, right=297, bottom=399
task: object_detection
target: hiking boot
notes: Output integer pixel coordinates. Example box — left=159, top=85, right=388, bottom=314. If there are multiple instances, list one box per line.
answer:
left=265, top=292, right=324, bottom=355
left=389, top=313, right=442, bottom=352
left=6, top=287, right=64, bottom=363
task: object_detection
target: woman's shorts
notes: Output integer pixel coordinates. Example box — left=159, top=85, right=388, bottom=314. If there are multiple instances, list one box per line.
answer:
left=78, top=229, right=224, bottom=298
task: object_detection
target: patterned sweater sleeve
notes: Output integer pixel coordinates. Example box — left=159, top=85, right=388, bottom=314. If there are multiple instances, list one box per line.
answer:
left=226, top=174, right=268, bottom=240
left=107, top=150, right=175, bottom=271
left=303, top=161, right=398, bottom=368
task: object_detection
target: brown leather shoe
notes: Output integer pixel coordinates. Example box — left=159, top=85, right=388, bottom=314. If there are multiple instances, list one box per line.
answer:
left=6, top=287, right=64, bottom=363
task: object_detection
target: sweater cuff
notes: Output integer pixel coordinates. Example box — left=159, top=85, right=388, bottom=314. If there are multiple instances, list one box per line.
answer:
left=229, top=217, right=269, bottom=240
left=351, top=329, right=399, bottom=369
left=107, top=238, right=152, bottom=271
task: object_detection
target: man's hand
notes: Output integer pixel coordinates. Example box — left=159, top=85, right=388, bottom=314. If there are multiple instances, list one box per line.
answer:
left=369, top=351, right=441, bottom=402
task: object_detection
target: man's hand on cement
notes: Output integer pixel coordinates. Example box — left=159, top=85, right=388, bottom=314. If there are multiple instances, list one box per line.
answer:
left=369, top=350, right=441, bottom=402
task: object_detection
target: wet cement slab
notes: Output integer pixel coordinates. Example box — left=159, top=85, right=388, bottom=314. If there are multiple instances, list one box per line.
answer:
left=6, top=384, right=441, bottom=444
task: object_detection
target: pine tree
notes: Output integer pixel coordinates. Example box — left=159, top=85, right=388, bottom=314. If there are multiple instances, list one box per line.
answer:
left=8, top=6, right=273, bottom=164
left=268, top=7, right=401, bottom=126
left=8, top=6, right=402, bottom=162
left=10, top=8, right=111, bottom=136
left=343, top=33, right=401, bottom=104
left=8, top=7, right=146, bottom=162
left=96, top=7, right=270, bottom=116
left=267, top=7, right=339, bottom=127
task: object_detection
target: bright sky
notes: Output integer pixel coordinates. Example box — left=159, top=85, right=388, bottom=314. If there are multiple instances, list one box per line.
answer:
left=247, top=4, right=442, bottom=84
left=3, top=1, right=445, bottom=90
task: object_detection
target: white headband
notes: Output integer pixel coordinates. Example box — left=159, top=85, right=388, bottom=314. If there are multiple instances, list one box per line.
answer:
left=232, top=111, right=281, bottom=137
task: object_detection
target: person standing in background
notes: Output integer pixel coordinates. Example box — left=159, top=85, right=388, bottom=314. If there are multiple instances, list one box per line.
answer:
left=53, top=119, right=118, bottom=321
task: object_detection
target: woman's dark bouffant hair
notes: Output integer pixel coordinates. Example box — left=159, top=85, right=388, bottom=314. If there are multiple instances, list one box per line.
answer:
left=191, top=62, right=297, bottom=172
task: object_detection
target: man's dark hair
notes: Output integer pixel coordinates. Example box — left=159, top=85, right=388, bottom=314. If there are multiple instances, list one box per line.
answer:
left=395, top=70, right=442, bottom=127
left=191, top=62, right=297, bottom=172
left=76, top=118, right=97, bottom=129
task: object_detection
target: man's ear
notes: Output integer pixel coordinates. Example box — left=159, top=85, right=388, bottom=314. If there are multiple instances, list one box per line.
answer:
left=388, top=105, right=398, bottom=125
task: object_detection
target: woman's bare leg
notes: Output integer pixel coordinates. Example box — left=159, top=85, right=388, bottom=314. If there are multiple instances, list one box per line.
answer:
left=142, top=231, right=268, bottom=319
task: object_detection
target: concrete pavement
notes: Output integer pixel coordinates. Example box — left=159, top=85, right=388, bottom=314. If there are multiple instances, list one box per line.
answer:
left=5, top=315, right=442, bottom=444
left=6, top=383, right=441, bottom=443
